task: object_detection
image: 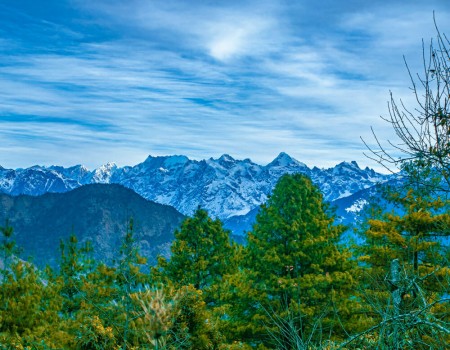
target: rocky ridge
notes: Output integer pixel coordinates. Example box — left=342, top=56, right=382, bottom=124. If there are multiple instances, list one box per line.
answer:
left=0, top=153, right=390, bottom=220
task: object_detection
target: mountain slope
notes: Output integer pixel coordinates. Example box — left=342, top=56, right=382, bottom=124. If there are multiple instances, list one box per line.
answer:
left=0, top=184, right=185, bottom=268
left=223, top=177, right=405, bottom=239
left=0, top=153, right=391, bottom=220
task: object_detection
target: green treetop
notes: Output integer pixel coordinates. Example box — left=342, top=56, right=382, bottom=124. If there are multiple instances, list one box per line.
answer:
left=238, top=173, right=358, bottom=348
left=154, top=207, right=238, bottom=297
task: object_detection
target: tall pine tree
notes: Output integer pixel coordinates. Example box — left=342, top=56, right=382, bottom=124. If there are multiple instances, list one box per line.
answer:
left=235, top=173, right=358, bottom=348
left=154, top=207, right=238, bottom=301
left=153, top=207, right=238, bottom=348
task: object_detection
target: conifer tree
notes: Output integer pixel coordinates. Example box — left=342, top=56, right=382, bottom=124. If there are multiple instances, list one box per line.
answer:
left=74, top=219, right=149, bottom=349
left=0, top=223, right=73, bottom=348
left=114, top=217, right=149, bottom=348
left=359, top=188, right=449, bottom=285
left=236, top=173, right=357, bottom=348
left=0, top=220, right=20, bottom=285
left=154, top=207, right=238, bottom=302
left=59, top=233, right=94, bottom=319
left=74, top=261, right=119, bottom=349
left=168, top=284, right=223, bottom=349
left=153, top=208, right=238, bottom=347
left=355, top=163, right=450, bottom=348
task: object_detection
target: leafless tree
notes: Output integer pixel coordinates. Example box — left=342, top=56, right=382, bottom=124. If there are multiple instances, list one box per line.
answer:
left=364, top=15, right=450, bottom=190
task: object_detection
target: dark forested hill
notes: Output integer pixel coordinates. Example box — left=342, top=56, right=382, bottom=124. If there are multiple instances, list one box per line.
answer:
left=0, top=184, right=185, bottom=268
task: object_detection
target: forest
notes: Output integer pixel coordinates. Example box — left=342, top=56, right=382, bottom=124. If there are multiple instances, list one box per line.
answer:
left=0, top=163, right=449, bottom=349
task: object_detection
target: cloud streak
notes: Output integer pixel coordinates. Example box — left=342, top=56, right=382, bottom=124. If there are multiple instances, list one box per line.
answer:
left=1, top=0, right=449, bottom=171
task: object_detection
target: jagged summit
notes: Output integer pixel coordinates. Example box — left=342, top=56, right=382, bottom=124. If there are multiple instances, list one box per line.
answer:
left=216, top=154, right=236, bottom=169
left=335, top=160, right=360, bottom=169
left=206, top=154, right=236, bottom=163
left=30, top=165, right=44, bottom=169
left=100, top=162, right=117, bottom=169
left=269, top=152, right=291, bottom=164
left=144, top=154, right=189, bottom=164
left=267, top=152, right=307, bottom=168
left=218, top=154, right=235, bottom=162
left=0, top=154, right=391, bottom=219
left=91, top=162, right=117, bottom=184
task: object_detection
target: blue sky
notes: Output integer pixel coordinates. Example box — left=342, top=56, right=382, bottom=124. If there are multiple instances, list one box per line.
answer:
left=1, top=0, right=449, bottom=171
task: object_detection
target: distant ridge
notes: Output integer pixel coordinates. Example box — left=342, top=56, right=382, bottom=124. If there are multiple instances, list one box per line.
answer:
left=0, top=184, right=185, bottom=268
left=0, top=154, right=391, bottom=220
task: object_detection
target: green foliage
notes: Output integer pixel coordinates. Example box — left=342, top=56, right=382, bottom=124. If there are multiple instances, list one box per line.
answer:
left=115, top=218, right=150, bottom=348
left=116, top=218, right=149, bottom=288
left=154, top=207, right=238, bottom=293
left=0, top=165, right=447, bottom=349
left=75, top=315, right=117, bottom=350
left=1, top=220, right=21, bottom=283
left=85, top=218, right=150, bottom=349
left=235, top=173, right=359, bottom=347
left=0, top=222, right=73, bottom=348
left=354, top=163, right=450, bottom=348
left=153, top=208, right=240, bottom=346
left=358, top=163, right=450, bottom=290
left=54, top=218, right=151, bottom=349
left=59, top=233, right=95, bottom=318
left=170, top=285, right=223, bottom=349
left=0, top=261, right=73, bottom=348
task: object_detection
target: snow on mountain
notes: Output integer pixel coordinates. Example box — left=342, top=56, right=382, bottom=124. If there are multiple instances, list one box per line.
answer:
left=267, top=152, right=309, bottom=170
left=0, top=153, right=391, bottom=220
left=310, top=161, right=387, bottom=201
left=90, top=162, right=118, bottom=184
left=0, top=166, right=80, bottom=196
left=0, top=167, right=16, bottom=193
left=49, top=165, right=90, bottom=183
left=345, top=199, right=369, bottom=213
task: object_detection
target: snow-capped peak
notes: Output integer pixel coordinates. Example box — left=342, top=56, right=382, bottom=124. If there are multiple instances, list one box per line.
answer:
left=217, top=154, right=236, bottom=168
left=0, top=155, right=391, bottom=220
left=98, top=162, right=117, bottom=172
left=335, top=160, right=358, bottom=168
left=219, top=154, right=235, bottom=162
left=267, top=152, right=307, bottom=168
left=91, top=162, right=117, bottom=183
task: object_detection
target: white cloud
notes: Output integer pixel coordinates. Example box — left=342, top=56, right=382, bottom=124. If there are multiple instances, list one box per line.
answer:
left=208, top=24, right=255, bottom=61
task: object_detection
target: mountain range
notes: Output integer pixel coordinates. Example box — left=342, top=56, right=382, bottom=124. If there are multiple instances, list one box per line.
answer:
left=0, top=153, right=390, bottom=224
left=0, top=154, right=398, bottom=267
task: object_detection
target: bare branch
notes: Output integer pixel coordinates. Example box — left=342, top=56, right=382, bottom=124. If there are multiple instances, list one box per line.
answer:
left=363, top=19, right=450, bottom=190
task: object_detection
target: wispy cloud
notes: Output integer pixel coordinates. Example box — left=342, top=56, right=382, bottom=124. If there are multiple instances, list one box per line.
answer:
left=1, top=0, right=449, bottom=171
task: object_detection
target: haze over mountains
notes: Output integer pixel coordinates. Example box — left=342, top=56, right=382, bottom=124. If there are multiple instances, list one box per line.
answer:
left=0, top=153, right=390, bottom=221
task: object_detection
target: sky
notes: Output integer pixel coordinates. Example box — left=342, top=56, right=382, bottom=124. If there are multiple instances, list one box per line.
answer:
left=1, top=0, right=449, bottom=171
